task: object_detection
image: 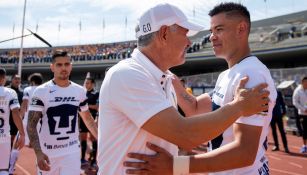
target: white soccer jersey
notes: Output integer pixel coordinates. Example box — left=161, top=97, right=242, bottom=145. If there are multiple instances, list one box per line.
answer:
left=209, top=56, right=277, bottom=175
left=22, top=86, right=38, bottom=122
left=0, top=86, right=20, bottom=142
left=29, top=80, right=88, bottom=158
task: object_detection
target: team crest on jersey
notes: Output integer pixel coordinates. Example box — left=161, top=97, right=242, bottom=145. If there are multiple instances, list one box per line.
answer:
left=46, top=104, right=78, bottom=141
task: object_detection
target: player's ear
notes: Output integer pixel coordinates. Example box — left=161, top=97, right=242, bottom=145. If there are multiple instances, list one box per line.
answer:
left=50, top=63, right=54, bottom=72
left=237, top=21, right=248, bottom=36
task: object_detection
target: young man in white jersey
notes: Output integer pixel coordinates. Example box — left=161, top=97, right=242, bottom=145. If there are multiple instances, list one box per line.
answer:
left=124, top=3, right=277, bottom=175
left=0, top=68, right=25, bottom=175
left=8, top=73, right=44, bottom=174
left=97, top=3, right=270, bottom=175
left=20, top=73, right=44, bottom=146
left=27, top=50, right=98, bottom=175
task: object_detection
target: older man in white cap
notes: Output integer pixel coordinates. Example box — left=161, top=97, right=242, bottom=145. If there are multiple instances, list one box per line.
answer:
left=97, top=3, right=270, bottom=175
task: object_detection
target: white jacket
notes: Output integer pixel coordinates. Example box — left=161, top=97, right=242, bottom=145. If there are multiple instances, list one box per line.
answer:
left=293, top=85, right=307, bottom=115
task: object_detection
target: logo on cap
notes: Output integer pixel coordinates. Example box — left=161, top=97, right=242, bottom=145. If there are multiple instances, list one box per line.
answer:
left=142, top=23, right=151, bottom=33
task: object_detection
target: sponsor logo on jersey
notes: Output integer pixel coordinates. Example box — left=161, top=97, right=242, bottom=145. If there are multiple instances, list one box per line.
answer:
left=44, top=139, right=78, bottom=150
left=213, top=86, right=224, bottom=99
left=49, top=90, right=56, bottom=93
left=50, top=97, right=79, bottom=103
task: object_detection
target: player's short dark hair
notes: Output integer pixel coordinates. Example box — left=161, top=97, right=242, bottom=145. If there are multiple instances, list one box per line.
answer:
left=302, top=76, right=307, bottom=82
left=209, top=2, right=251, bottom=32
left=12, top=74, right=21, bottom=80
left=86, top=77, right=95, bottom=84
left=52, top=50, right=70, bottom=63
left=0, top=67, right=6, bottom=77
left=28, top=73, right=43, bottom=85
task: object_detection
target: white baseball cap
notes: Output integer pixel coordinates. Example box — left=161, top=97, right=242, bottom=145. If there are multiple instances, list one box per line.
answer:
left=135, top=3, right=204, bottom=38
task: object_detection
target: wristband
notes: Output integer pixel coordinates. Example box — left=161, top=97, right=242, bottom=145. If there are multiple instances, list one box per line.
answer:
left=173, top=156, right=190, bottom=175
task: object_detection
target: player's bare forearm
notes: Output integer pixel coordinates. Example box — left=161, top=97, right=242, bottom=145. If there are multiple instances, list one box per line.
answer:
left=80, top=111, right=98, bottom=139
left=172, top=76, right=197, bottom=115
left=27, top=110, right=43, bottom=155
left=172, top=75, right=211, bottom=116
left=20, top=99, right=29, bottom=118
left=12, top=108, right=25, bottom=135
left=190, top=123, right=262, bottom=173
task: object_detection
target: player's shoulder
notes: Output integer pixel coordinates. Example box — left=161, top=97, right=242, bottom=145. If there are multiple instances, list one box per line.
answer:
left=23, top=86, right=33, bottom=92
left=70, top=81, right=86, bottom=92
left=238, top=56, right=264, bottom=69
left=235, top=56, right=269, bottom=75
left=114, top=57, right=149, bottom=77
left=293, top=85, right=302, bottom=93
left=3, top=86, right=16, bottom=95
left=70, top=81, right=83, bottom=88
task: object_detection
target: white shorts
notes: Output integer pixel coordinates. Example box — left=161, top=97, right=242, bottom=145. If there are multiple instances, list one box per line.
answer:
left=37, top=152, right=81, bottom=175
left=0, top=142, right=11, bottom=170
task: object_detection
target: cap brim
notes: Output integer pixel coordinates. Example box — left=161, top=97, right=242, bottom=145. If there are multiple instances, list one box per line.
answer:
left=177, top=20, right=204, bottom=36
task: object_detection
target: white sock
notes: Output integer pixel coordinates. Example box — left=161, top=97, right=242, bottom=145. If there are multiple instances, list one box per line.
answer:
left=8, top=149, right=19, bottom=174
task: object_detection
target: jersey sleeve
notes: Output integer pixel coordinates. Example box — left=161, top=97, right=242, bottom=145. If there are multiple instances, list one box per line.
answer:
left=109, top=67, right=173, bottom=128
left=9, top=90, right=20, bottom=110
left=29, top=87, right=45, bottom=112
left=233, top=68, right=276, bottom=126
left=22, top=88, right=30, bottom=100
left=79, top=88, right=89, bottom=112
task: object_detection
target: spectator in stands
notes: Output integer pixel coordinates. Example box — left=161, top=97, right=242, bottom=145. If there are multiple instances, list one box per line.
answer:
left=293, top=76, right=307, bottom=153
left=271, top=90, right=289, bottom=153
left=289, top=26, right=296, bottom=38
left=277, top=31, right=281, bottom=42
left=259, top=34, right=265, bottom=43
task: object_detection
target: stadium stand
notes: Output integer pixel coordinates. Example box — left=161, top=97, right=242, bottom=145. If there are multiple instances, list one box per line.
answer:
left=1, top=10, right=307, bottom=88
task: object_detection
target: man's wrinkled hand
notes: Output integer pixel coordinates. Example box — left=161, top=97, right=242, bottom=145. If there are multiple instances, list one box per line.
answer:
left=234, top=76, right=270, bottom=116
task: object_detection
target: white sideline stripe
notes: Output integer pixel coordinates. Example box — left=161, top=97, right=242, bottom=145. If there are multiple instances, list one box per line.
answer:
left=268, top=155, right=281, bottom=160
left=15, top=163, right=32, bottom=175
left=289, top=162, right=303, bottom=168
left=267, top=152, right=307, bottom=161
left=279, top=154, right=307, bottom=161
left=271, top=168, right=304, bottom=175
